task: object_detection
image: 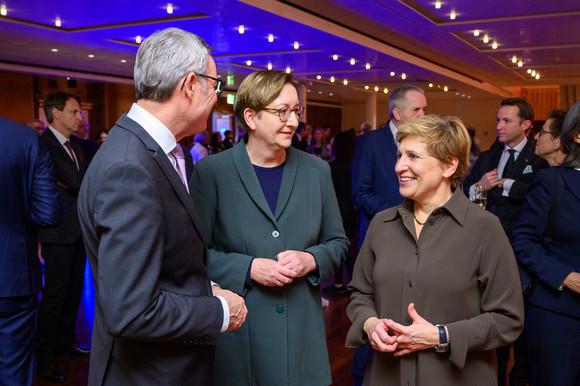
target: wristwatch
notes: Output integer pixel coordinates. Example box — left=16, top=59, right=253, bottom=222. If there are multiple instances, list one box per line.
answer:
left=435, top=324, right=450, bottom=353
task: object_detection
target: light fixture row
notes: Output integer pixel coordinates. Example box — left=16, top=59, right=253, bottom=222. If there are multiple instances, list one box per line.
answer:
left=49, top=48, right=128, bottom=63
left=433, top=2, right=457, bottom=20
left=472, top=29, right=499, bottom=49
left=238, top=26, right=301, bottom=50
left=526, top=68, right=541, bottom=80
left=428, top=82, right=471, bottom=98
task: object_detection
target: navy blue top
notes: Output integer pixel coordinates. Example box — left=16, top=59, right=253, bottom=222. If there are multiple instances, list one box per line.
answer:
left=253, top=162, right=285, bottom=215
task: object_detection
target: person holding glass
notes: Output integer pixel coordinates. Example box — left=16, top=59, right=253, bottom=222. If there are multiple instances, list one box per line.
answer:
left=346, top=114, right=524, bottom=385
left=191, top=70, right=348, bottom=385
left=511, top=101, right=580, bottom=386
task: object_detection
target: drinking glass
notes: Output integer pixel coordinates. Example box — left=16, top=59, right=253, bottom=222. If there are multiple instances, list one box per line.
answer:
left=470, top=185, right=487, bottom=209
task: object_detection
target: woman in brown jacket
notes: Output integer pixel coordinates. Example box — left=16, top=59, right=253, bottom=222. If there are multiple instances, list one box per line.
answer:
left=346, top=115, right=524, bottom=385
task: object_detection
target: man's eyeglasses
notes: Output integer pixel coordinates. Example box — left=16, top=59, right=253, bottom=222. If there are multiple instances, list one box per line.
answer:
left=180, top=73, right=223, bottom=97
left=262, top=106, right=305, bottom=122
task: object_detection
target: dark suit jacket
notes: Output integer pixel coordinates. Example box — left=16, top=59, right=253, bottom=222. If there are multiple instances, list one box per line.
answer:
left=78, top=115, right=223, bottom=386
left=462, top=139, right=549, bottom=236
left=511, top=167, right=580, bottom=319
left=351, top=124, right=403, bottom=246
left=0, top=117, right=63, bottom=297
left=38, top=127, right=88, bottom=244
left=70, top=135, right=100, bottom=163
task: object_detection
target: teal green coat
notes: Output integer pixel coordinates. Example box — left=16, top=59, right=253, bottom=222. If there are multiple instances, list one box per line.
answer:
left=190, top=142, right=348, bottom=386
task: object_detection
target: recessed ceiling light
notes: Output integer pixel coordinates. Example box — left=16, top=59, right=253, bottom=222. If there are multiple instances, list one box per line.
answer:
left=512, top=56, right=517, bottom=63
left=365, top=85, right=369, bottom=90
left=136, top=36, right=142, bottom=44
left=456, top=92, right=460, bottom=95
left=428, top=83, right=433, bottom=87
left=462, top=94, right=466, bottom=97
left=518, top=60, right=523, bottom=67
left=350, top=58, right=356, bottom=65
left=246, top=60, right=252, bottom=66
left=294, top=41, right=299, bottom=50
left=444, top=86, right=448, bottom=92
left=473, top=30, right=480, bottom=37
left=318, top=91, right=322, bottom=94
left=88, top=54, right=94, bottom=58
left=332, top=55, right=338, bottom=60
left=527, top=69, right=532, bottom=74
left=384, top=88, right=389, bottom=93
left=468, top=95, right=471, bottom=99
left=121, top=59, right=127, bottom=63
left=343, top=79, right=348, bottom=85
left=535, top=73, right=540, bottom=79
left=365, top=63, right=371, bottom=70
left=390, top=71, right=395, bottom=76
left=435, top=2, right=441, bottom=9
left=329, top=93, right=334, bottom=96
left=492, top=41, right=498, bottom=49
left=51, top=48, right=58, bottom=52
left=316, top=75, right=321, bottom=80
left=401, top=73, right=406, bottom=80
left=483, top=35, right=489, bottom=43
left=531, top=70, right=536, bottom=77
left=268, top=34, right=274, bottom=43
left=1, top=5, right=7, bottom=16
left=55, top=17, right=61, bottom=27
left=267, top=63, right=272, bottom=70
left=450, top=11, right=456, bottom=20
left=330, top=76, right=335, bottom=82
left=374, top=86, right=379, bottom=92
left=307, top=89, right=311, bottom=92
left=238, top=25, right=245, bottom=34
left=286, top=67, right=291, bottom=73
left=167, top=3, right=173, bottom=14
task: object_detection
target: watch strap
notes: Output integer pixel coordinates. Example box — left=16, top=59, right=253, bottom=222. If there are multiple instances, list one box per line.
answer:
left=436, top=324, right=447, bottom=344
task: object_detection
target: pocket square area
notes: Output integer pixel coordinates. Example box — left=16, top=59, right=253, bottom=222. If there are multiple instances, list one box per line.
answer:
left=523, top=165, right=533, bottom=174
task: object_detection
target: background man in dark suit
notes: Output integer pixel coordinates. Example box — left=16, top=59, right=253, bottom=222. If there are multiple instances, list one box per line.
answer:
left=0, top=116, right=63, bottom=385
left=350, top=84, right=427, bottom=386
left=77, top=28, right=246, bottom=385
left=35, top=91, right=90, bottom=382
left=462, top=97, right=549, bottom=386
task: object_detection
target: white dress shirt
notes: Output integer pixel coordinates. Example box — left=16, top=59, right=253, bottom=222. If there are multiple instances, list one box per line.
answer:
left=497, top=137, right=527, bottom=196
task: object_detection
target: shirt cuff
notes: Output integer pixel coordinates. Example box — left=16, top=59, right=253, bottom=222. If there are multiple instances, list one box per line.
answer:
left=216, top=296, right=230, bottom=332
left=502, top=179, right=514, bottom=196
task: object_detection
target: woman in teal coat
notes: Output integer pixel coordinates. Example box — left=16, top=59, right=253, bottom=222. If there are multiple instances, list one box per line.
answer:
left=190, top=70, right=348, bottom=386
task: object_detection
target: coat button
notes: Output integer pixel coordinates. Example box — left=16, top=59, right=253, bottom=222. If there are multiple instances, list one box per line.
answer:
left=276, top=304, right=284, bottom=313
left=272, top=230, right=280, bottom=238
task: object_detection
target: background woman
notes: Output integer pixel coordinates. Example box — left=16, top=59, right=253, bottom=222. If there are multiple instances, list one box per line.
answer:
left=511, top=101, right=580, bottom=386
left=346, top=114, right=524, bottom=385
left=306, top=126, right=330, bottom=161
left=191, top=70, right=348, bottom=385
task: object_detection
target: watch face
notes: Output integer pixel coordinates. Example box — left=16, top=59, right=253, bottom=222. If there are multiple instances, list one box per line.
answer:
left=435, top=343, right=450, bottom=353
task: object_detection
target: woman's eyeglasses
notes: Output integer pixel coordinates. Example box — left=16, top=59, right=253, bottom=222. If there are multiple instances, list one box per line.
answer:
left=180, top=73, right=223, bottom=97
left=262, top=106, right=305, bottom=122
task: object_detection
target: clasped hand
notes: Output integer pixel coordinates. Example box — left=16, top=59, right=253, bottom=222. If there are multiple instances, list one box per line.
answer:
left=250, top=250, right=316, bottom=287
left=365, top=303, right=440, bottom=357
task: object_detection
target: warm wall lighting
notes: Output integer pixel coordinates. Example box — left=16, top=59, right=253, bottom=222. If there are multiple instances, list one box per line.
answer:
left=55, top=17, right=61, bottom=27
left=350, top=58, right=356, bottom=65
left=531, top=70, right=536, bottom=77
left=444, top=86, right=448, bottom=92
left=1, top=5, right=7, bottom=16
left=518, top=60, right=523, bottom=67
left=374, top=86, right=379, bottom=92
left=435, top=1, right=441, bottom=9
left=246, top=60, right=252, bottom=66
left=285, top=67, right=291, bottom=73
left=450, top=11, right=456, bottom=20
left=268, top=34, right=274, bottom=42
left=167, top=3, right=173, bottom=14
left=492, top=41, right=498, bottom=49
left=294, top=41, right=299, bottom=50
left=429, top=83, right=433, bottom=87
left=473, top=30, right=480, bottom=37
left=343, top=79, right=348, bottom=85
left=512, top=56, right=517, bottom=63
left=267, top=63, right=272, bottom=70
left=390, top=71, right=395, bottom=76
left=401, top=73, right=406, bottom=80
left=483, top=35, right=489, bottom=43
left=238, top=25, right=245, bottom=34
left=365, top=63, right=371, bottom=70
left=527, top=69, right=532, bottom=74
left=384, top=88, right=389, bottom=93
left=330, top=76, right=335, bottom=82
left=332, top=54, right=338, bottom=60
left=316, top=75, right=321, bottom=80
left=365, top=85, right=369, bottom=90
left=535, top=73, right=540, bottom=79
left=135, top=35, right=142, bottom=44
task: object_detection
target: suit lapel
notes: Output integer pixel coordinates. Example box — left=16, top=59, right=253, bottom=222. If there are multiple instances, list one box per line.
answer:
left=116, top=115, right=207, bottom=244
left=511, top=140, right=534, bottom=176
left=232, top=141, right=277, bottom=224
left=274, top=147, right=297, bottom=220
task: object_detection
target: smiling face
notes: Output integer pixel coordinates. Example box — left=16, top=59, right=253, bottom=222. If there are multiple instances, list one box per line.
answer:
left=395, top=135, right=455, bottom=206
left=496, top=105, right=528, bottom=147
left=246, top=83, right=300, bottom=152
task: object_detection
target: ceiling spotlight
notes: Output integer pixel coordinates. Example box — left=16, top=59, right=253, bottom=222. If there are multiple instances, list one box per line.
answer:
left=462, top=94, right=466, bottom=97
left=384, top=88, right=389, bottom=93
left=0, top=5, right=7, bottom=16
left=450, top=11, right=456, bottom=20
left=294, top=41, right=299, bottom=50
left=246, top=60, right=252, bottom=66
left=267, top=63, right=272, bottom=70
left=518, top=60, right=523, bottom=67
left=332, top=54, right=338, bottom=60
left=329, top=93, right=334, bottom=96
left=483, top=35, right=489, bottom=43
left=350, top=58, right=356, bottom=65
left=444, top=86, right=448, bottom=92
left=512, top=56, right=517, bottom=63
left=55, top=17, right=61, bottom=27
left=527, top=69, right=532, bottom=74
left=88, top=54, right=94, bottom=58
left=535, top=73, right=540, bottom=80
left=268, top=34, right=274, bottom=43
left=365, top=63, right=371, bottom=70
left=468, top=95, right=471, bottom=99
left=343, top=79, right=348, bottom=85
left=135, top=35, right=142, bottom=44
left=429, top=83, right=434, bottom=87
left=365, top=85, right=369, bottom=90
left=318, top=91, right=322, bottom=94
left=401, top=73, right=407, bottom=80
left=390, top=71, right=395, bottom=76
left=316, top=75, right=321, bottom=80
left=435, top=1, right=441, bottom=9
left=531, top=70, right=536, bottom=77
left=456, top=92, right=460, bottom=95
left=121, top=59, right=127, bottom=63
left=51, top=48, right=58, bottom=52
left=286, top=67, right=291, bottom=73
left=492, top=41, right=498, bottom=49
left=473, top=30, right=480, bottom=37
left=374, top=86, right=379, bottom=92
left=330, top=76, right=335, bottom=83
left=238, top=25, right=245, bottom=34
left=167, top=3, right=173, bottom=14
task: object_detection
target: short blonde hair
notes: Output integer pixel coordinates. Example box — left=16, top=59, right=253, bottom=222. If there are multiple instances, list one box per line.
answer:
left=234, top=70, right=300, bottom=131
left=396, top=115, right=471, bottom=189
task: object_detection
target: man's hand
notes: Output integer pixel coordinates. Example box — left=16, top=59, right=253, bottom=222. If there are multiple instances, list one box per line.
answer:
left=363, top=317, right=398, bottom=353
left=564, top=272, right=580, bottom=294
left=250, top=258, right=295, bottom=287
left=477, top=169, right=499, bottom=191
left=277, top=250, right=317, bottom=278
left=212, top=286, right=247, bottom=331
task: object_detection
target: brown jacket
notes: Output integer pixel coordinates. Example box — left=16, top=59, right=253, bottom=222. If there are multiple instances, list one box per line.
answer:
left=346, top=189, right=524, bottom=386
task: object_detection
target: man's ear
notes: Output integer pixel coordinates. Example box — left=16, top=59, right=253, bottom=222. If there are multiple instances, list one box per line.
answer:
left=392, top=108, right=401, bottom=122
left=243, top=108, right=258, bottom=131
left=182, top=73, right=197, bottom=97
left=522, top=119, right=532, bottom=131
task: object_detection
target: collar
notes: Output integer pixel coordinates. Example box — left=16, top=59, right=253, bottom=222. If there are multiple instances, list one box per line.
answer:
left=504, top=136, right=527, bottom=153
left=127, top=103, right=177, bottom=155
left=384, top=188, right=469, bottom=227
left=47, top=125, right=69, bottom=145
left=389, top=120, right=398, bottom=143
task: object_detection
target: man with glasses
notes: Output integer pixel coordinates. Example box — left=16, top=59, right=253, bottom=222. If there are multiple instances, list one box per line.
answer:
left=77, top=28, right=246, bottom=385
